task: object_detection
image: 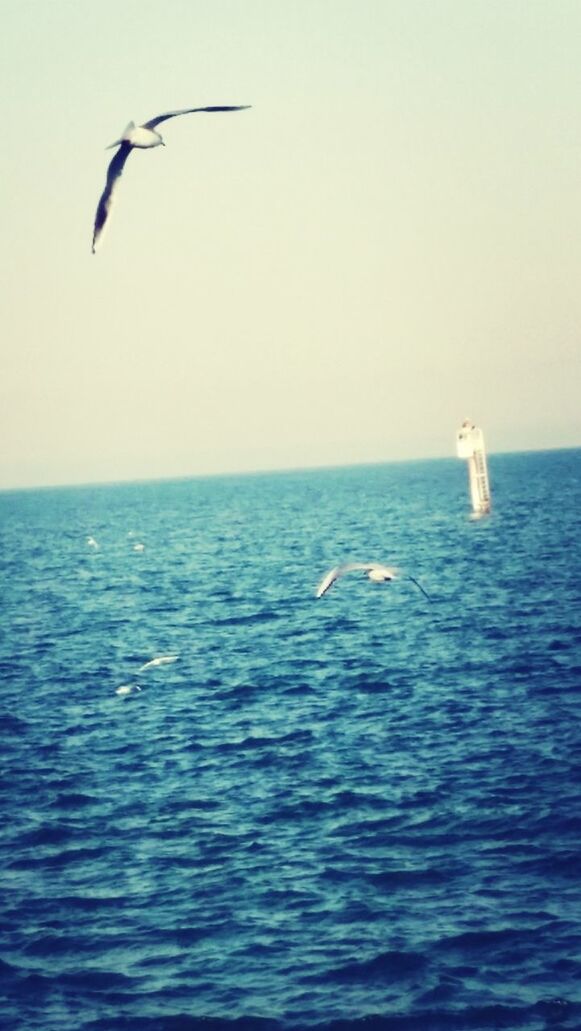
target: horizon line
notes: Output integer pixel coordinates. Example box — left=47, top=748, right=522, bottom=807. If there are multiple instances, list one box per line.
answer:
left=1, top=442, right=579, bottom=495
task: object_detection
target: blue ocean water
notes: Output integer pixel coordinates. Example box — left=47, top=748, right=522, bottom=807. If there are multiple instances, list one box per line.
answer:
left=1, top=450, right=580, bottom=1031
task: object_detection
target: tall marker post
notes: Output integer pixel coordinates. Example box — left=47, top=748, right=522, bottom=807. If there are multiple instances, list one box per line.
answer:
left=456, top=419, right=491, bottom=516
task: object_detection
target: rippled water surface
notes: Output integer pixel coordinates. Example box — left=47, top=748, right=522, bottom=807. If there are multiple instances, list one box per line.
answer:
left=1, top=451, right=580, bottom=1030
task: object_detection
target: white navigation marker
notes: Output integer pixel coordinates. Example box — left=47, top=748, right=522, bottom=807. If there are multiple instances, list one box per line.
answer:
left=92, top=104, right=250, bottom=252
left=315, top=562, right=431, bottom=600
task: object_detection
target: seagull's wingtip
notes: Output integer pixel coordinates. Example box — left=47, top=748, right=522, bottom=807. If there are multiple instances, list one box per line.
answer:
left=315, top=568, right=338, bottom=598
left=407, top=575, right=432, bottom=601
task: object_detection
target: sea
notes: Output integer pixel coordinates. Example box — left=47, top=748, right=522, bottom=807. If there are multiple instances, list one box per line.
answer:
left=1, top=449, right=580, bottom=1031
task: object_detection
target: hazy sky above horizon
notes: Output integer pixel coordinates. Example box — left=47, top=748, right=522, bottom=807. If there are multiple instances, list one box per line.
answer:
left=1, top=0, right=580, bottom=488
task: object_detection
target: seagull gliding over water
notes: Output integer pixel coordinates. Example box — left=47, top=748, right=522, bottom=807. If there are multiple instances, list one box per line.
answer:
left=92, top=104, right=250, bottom=252
left=138, top=654, right=179, bottom=673
left=315, top=562, right=431, bottom=600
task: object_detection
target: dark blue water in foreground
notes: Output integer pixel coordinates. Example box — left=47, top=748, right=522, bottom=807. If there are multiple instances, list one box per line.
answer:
left=1, top=451, right=581, bottom=1031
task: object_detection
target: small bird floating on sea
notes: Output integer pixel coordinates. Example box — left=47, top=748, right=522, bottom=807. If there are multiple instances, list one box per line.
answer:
left=315, top=562, right=431, bottom=600
left=92, top=104, right=251, bottom=253
left=115, top=684, right=142, bottom=696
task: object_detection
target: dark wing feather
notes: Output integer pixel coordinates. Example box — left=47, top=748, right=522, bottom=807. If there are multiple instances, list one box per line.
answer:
left=92, top=143, right=132, bottom=253
left=143, top=105, right=250, bottom=130
left=407, top=576, right=432, bottom=601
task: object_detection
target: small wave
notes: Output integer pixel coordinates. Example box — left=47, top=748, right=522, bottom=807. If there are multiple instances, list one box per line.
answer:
left=295, top=1000, right=579, bottom=1030
left=216, top=729, right=314, bottom=754
left=330, top=790, right=388, bottom=811
left=322, top=949, right=427, bottom=984
left=161, top=796, right=221, bottom=816
left=261, top=797, right=334, bottom=824
left=57, top=967, right=141, bottom=992
left=212, top=608, right=281, bottom=627
left=434, top=927, right=528, bottom=952
left=521, top=850, right=580, bottom=878
left=345, top=674, right=393, bottom=693
left=369, top=866, right=449, bottom=889
left=24, top=933, right=89, bottom=957
left=54, top=792, right=99, bottom=810
left=17, top=822, right=79, bottom=847
left=0, top=956, right=21, bottom=982
left=0, top=712, right=30, bottom=734
left=85, top=1015, right=280, bottom=1031
left=9, top=846, right=103, bottom=870
left=49, top=893, right=128, bottom=912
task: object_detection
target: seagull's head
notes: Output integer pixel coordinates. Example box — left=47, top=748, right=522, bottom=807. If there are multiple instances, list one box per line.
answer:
left=368, top=567, right=397, bottom=583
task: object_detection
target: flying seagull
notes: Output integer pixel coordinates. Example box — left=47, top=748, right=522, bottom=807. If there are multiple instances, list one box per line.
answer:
left=315, top=562, right=431, bottom=600
left=92, top=105, right=250, bottom=252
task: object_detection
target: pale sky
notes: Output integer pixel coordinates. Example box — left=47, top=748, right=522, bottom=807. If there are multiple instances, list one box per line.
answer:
left=1, top=0, right=580, bottom=489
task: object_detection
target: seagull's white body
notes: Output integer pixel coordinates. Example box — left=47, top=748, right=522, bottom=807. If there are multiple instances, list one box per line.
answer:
left=109, top=122, right=162, bottom=150
left=92, top=104, right=250, bottom=252
left=315, top=562, right=430, bottom=600
left=138, top=654, right=179, bottom=673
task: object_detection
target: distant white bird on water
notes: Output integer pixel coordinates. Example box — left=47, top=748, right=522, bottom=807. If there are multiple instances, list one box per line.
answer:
left=315, top=562, right=431, bottom=600
left=86, top=536, right=99, bottom=549
left=92, top=104, right=251, bottom=252
left=138, top=654, right=179, bottom=673
left=115, top=684, right=142, bottom=696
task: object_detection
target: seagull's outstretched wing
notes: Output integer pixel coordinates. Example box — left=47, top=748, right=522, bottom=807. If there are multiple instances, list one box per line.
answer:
left=138, top=654, right=179, bottom=672
left=143, top=105, right=251, bottom=130
left=315, top=562, right=373, bottom=598
left=92, top=143, right=132, bottom=253
left=315, top=566, right=342, bottom=598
